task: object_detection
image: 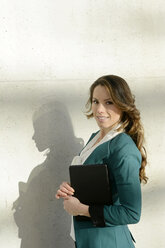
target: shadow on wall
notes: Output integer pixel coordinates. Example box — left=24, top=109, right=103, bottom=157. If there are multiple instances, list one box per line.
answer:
left=12, top=101, right=84, bottom=248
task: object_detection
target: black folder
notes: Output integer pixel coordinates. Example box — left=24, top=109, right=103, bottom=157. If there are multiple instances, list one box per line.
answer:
left=69, top=164, right=112, bottom=206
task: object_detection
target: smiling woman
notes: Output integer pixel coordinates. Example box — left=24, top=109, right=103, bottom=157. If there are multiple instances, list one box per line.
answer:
left=56, top=75, right=148, bottom=248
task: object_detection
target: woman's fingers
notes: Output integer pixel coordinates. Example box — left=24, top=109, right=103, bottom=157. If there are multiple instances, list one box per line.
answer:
left=55, top=182, right=75, bottom=199
left=60, top=182, right=75, bottom=195
left=56, top=189, right=67, bottom=198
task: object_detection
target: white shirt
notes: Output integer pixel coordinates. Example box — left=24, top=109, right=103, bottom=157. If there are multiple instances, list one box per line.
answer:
left=70, top=124, right=123, bottom=240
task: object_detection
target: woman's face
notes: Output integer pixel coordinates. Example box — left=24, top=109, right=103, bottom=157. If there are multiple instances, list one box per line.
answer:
left=92, top=85, right=122, bottom=133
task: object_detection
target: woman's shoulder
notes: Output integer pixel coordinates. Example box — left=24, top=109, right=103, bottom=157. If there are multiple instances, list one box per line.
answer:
left=111, top=132, right=134, bottom=145
left=109, top=132, right=141, bottom=158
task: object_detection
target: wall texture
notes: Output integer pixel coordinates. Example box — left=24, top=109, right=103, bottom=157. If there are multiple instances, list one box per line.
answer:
left=0, top=1, right=165, bottom=248
left=0, top=0, right=165, bottom=80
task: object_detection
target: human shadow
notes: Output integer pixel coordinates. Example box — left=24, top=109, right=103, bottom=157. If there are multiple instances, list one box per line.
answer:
left=13, top=101, right=84, bottom=248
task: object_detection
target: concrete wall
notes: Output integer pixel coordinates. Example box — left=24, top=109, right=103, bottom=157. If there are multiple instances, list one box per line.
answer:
left=0, top=1, right=165, bottom=248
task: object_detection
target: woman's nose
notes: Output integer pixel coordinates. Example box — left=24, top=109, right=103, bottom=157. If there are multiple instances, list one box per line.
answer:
left=97, top=103, right=105, bottom=113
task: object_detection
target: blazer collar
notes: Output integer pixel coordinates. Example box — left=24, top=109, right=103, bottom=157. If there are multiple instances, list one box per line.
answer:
left=83, top=141, right=109, bottom=165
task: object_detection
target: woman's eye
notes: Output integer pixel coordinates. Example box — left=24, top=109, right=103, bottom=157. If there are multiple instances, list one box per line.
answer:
left=92, top=100, right=98, bottom=104
left=106, top=101, right=113, bottom=105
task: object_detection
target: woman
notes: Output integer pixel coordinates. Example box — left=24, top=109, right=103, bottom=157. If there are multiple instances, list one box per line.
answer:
left=56, top=75, right=148, bottom=248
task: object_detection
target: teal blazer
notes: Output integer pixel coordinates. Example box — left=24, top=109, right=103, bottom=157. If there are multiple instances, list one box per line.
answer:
left=73, top=132, right=141, bottom=248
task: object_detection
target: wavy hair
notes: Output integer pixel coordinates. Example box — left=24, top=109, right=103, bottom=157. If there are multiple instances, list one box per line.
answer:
left=86, top=75, right=148, bottom=184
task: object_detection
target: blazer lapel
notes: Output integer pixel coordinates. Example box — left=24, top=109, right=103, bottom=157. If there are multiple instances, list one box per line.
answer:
left=83, top=141, right=109, bottom=165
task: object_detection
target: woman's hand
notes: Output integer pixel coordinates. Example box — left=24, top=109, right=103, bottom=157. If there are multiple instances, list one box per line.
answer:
left=56, top=182, right=90, bottom=217
left=55, top=182, right=75, bottom=199
left=63, top=196, right=90, bottom=217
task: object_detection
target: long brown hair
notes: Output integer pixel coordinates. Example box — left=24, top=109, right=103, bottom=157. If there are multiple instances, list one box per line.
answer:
left=86, top=75, right=148, bottom=184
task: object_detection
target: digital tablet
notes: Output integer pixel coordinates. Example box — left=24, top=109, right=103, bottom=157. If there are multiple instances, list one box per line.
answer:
left=69, top=164, right=112, bottom=205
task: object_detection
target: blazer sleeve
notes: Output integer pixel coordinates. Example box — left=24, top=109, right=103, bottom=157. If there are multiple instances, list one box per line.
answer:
left=103, top=142, right=142, bottom=226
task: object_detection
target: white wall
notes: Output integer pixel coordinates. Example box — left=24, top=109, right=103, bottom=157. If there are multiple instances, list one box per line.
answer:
left=0, top=0, right=165, bottom=80
left=0, top=1, right=165, bottom=248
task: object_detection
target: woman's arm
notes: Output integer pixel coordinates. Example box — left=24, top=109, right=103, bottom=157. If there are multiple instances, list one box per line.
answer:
left=104, top=149, right=142, bottom=226
left=89, top=142, right=142, bottom=227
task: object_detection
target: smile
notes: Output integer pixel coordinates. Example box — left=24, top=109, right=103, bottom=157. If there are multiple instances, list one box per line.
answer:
left=97, top=116, right=109, bottom=120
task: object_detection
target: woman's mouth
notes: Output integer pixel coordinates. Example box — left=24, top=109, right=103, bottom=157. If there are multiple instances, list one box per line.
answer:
left=96, top=116, right=109, bottom=121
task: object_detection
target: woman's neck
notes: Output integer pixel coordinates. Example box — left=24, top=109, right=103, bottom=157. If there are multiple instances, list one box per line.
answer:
left=99, top=122, right=121, bottom=139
